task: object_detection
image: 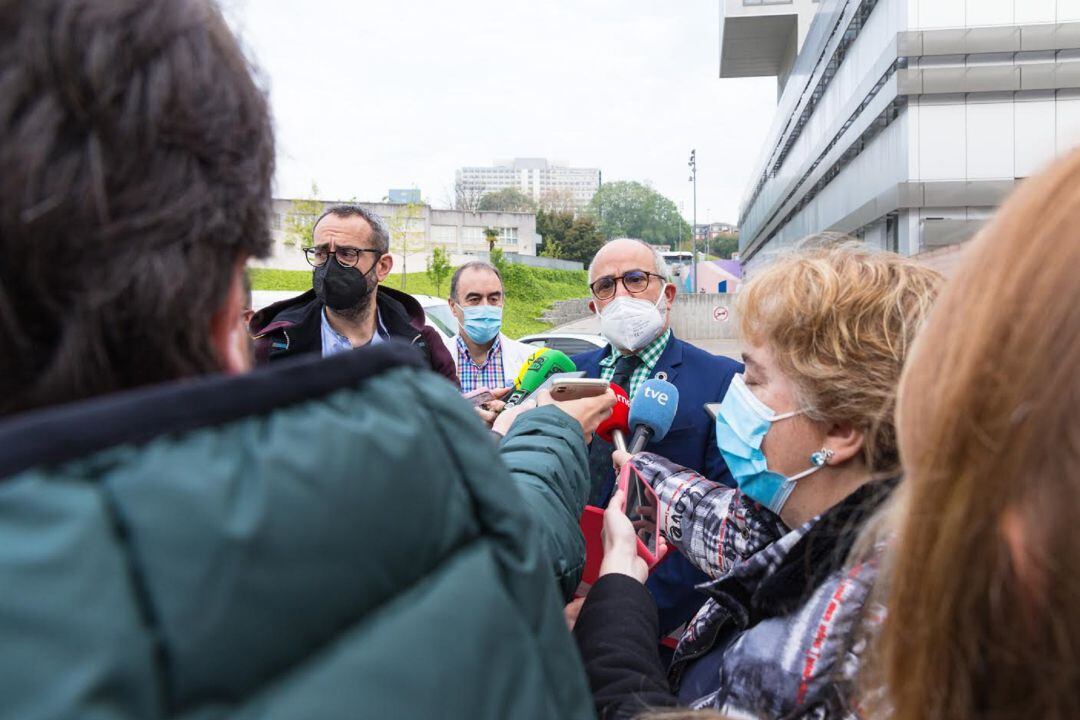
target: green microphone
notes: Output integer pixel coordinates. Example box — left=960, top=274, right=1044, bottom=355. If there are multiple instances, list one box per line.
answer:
left=504, top=350, right=577, bottom=407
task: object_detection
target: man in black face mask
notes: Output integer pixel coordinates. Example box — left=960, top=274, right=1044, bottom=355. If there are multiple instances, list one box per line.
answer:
left=251, top=205, right=459, bottom=383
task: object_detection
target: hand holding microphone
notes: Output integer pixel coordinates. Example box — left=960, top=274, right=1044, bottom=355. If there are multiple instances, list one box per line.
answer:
left=596, top=383, right=631, bottom=452
left=612, top=378, right=680, bottom=470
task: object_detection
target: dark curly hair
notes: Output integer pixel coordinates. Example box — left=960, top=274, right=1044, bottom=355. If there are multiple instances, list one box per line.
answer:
left=0, top=0, right=275, bottom=415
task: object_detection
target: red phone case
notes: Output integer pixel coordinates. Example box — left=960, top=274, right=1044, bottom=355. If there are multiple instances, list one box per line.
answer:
left=616, top=462, right=668, bottom=568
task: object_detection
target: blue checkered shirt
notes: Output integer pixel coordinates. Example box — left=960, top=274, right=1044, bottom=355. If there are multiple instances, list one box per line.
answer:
left=455, top=334, right=505, bottom=393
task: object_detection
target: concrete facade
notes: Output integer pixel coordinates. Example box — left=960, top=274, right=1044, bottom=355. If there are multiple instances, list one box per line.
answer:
left=259, top=198, right=541, bottom=272
left=455, top=158, right=601, bottom=211
left=720, top=0, right=822, bottom=96
left=726, top=0, right=1080, bottom=273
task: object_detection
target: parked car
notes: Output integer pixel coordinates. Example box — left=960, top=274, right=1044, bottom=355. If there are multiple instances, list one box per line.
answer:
left=518, top=332, right=607, bottom=357
left=410, top=294, right=456, bottom=340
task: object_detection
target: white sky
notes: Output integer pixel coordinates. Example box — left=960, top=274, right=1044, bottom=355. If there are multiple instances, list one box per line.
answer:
left=223, top=0, right=778, bottom=224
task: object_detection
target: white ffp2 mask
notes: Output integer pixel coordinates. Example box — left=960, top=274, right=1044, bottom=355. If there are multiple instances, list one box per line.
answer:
left=597, top=288, right=669, bottom=353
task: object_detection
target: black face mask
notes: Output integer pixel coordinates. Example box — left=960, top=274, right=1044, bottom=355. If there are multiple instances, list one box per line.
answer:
left=313, top=258, right=379, bottom=319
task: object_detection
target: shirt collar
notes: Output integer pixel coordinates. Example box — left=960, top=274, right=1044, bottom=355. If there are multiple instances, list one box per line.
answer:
left=456, top=333, right=502, bottom=369
left=322, top=307, right=388, bottom=348
left=600, top=328, right=672, bottom=370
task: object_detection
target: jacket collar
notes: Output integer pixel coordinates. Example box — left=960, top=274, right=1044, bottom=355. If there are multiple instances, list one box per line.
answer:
left=0, top=343, right=427, bottom=482
left=700, top=477, right=898, bottom=621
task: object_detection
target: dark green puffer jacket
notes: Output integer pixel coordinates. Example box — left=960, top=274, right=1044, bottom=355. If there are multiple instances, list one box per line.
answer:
left=0, top=343, right=595, bottom=719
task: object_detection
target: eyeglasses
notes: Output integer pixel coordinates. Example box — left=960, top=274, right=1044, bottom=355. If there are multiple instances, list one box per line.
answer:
left=303, top=246, right=381, bottom=268
left=589, top=270, right=664, bottom=301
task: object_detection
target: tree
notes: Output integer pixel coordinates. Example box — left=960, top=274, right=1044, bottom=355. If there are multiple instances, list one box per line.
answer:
left=539, top=239, right=564, bottom=260
left=477, top=188, right=536, bottom=213
left=560, top=216, right=605, bottom=266
left=711, top=233, right=739, bottom=259
left=426, top=246, right=452, bottom=296
left=284, top=182, right=323, bottom=247
left=586, top=181, right=691, bottom=248
left=454, top=179, right=485, bottom=213
left=536, top=209, right=574, bottom=257
left=537, top=188, right=577, bottom=215
left=483, top=226, right=500, bottom=252
left=536, top=209, right=603, bottom=265
left=388, top=201, right=425, bottom=290
left=489, top=246, right=509, bottom=279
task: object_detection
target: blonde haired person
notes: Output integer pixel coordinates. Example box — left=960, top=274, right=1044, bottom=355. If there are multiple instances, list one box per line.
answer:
left=860, top=152, right=1080, bottom=719
left=573, top=243, right=942, bottom=719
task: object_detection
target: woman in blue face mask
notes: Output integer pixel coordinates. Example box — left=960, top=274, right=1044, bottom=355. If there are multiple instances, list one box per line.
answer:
left=571, top=242, right=943, bottom=720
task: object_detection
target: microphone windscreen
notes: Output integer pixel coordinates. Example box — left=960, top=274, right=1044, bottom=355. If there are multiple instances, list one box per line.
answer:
left=628, top=379, right=680, bottom=443
left=513, top=348, right=551, bottom=390
left=596, top=383, right=630, bottom=443
left=517, top=350, right=577, bottom=394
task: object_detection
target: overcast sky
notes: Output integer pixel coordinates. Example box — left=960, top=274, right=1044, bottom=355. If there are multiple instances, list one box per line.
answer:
left=223, top=1, right=778, bottom=224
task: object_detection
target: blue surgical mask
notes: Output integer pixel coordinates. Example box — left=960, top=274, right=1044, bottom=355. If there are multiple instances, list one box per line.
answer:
left=714, top=374, right=825, bottom=515
left=458, top=304, right=503, bottom=344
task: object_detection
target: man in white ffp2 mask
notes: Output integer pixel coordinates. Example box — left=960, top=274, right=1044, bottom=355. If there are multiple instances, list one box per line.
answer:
left=569, top=237, right=743, bottom=637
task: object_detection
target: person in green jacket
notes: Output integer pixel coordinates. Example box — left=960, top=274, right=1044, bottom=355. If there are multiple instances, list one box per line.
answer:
left=0, top=1, right=606, bottom=718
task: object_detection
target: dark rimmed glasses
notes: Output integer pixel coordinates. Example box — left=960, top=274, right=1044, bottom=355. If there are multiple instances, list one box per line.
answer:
left=589, top=269, right=664, bottom=301
left=303, top=246, right=381, bottom=268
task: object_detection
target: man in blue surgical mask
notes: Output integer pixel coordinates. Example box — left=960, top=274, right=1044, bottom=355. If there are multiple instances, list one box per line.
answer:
left=444, top=261, right=536, bottom=394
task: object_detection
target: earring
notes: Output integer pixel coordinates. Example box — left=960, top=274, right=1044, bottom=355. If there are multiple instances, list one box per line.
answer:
left=810, top=448, right=835, bottom=467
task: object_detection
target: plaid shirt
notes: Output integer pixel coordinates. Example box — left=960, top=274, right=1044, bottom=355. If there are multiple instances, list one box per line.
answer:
left=629, top=451, right=886, bottom=719
left=598, top=329, right=671, bottom=398
left=455, top=334, right=505, bottom=394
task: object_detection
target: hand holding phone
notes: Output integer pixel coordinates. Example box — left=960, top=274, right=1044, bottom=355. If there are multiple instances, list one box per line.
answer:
left=615, top=462, right=667, bottom=568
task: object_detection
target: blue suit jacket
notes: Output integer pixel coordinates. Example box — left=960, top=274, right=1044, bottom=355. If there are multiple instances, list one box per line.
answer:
left=573, top=335, right=742, bottom=634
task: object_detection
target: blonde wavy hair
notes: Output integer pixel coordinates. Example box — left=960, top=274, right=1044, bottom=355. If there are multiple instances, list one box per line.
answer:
left=737, top=240, right=943, bottom=473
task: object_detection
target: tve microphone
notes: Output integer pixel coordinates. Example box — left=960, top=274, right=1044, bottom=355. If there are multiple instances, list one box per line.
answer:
left=596, top=383, right=631, bottom=452
left=627, top=379, right=680, bottom=454
left=504, top=350, right=577, bottom=407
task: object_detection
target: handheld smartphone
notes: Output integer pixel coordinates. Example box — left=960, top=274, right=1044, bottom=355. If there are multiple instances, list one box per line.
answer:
left=531, top=370, right=586, bottom=396
left=464, top=388, right=498, bottom=408
left=550, top=377, right=610, bottom=402
left=616, top=463, right=667, bottom=568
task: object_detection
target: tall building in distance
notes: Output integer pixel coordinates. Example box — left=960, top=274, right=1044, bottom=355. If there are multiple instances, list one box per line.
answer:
left=723, top=0, right=1080, bottom=273
left=455, top=158, right=601, bottom=211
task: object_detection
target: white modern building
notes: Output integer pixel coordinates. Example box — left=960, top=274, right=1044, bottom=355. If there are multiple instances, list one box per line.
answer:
left=723, top=0, right=1080, bottom=272
left=258, top=198, right=542, bottom=272
left=456, top=158, right=601, bottom=211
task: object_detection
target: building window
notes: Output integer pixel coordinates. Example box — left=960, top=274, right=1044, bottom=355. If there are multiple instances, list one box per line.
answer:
left=498, top=227, right=518, bottom=247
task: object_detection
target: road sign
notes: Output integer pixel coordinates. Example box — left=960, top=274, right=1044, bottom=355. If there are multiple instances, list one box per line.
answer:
left=713, top=306, right=730, bottom=323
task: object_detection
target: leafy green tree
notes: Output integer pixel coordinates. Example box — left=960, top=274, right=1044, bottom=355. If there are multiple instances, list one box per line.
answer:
left=284, top=182, right=323, bottom=247
left=711, top=233, right=739, bottom=259
left=426, top=246, right=452, bottom=296
left=559, top=216, right=605, bottom=266
left=483, top=226, right=500, bottom=252
left=586, top=181, right=691, bottom=247
left=536, top=209, right=574, bottom=257
left=477, top=188, right=537, bottom=213
left=489, top=246, right=509, bottom=279
left=539, top=239, right=564, bottom=259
